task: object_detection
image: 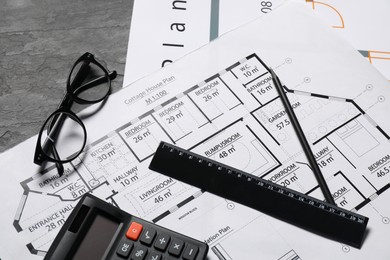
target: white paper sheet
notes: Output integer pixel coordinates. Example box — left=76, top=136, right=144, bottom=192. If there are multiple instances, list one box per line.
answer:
left=124, top=0, right=390, bottom=87
left=305, top=0, right=390, bottom=80
left=123, top=0, right=286, bottom=86
left=1, top=2, right=390, bottom=259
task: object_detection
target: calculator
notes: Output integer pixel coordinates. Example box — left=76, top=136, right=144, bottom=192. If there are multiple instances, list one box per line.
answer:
left=45, top=193, right=208, bottom=260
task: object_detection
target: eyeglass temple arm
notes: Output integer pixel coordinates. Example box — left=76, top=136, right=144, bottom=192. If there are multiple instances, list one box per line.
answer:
left=72, top=70, right=117, bottom=96
left=46, top=72, right=116, bottom=176
left=36, top=59, right=115, bottom=176
left=49, top=70, right=116, bottom=175
left=51, top=146, right=64, bottom=176
left=36, top=125, right=65, bottom=176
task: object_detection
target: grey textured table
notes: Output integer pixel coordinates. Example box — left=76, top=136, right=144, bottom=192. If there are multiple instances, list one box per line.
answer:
left=0, top=0, right=134, bottom=153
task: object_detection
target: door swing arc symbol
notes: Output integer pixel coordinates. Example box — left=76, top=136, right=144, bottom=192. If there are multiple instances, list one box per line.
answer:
left=306, top=0, right=345, bottom=29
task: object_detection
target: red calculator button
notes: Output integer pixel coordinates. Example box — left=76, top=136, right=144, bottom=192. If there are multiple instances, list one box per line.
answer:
left=126, top=222, right=143, bottom=241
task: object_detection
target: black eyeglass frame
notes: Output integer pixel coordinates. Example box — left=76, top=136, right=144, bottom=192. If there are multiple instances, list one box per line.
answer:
left=34, top=52, right=117, bottom=172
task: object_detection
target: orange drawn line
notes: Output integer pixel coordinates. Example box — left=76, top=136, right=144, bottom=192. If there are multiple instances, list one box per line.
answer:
left=368, top=50, right=390, bottom=55
left=369, top=57, right=390, bottom=60
left=367, top=51, right=373, bottom=64
left=306, top=0, right=315, bottom=9
left=310, top=1, right=345, bottom=29
left=367, top=50, right=390, bottom=61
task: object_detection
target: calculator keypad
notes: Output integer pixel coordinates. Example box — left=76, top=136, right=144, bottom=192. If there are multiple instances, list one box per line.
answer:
left=116, top=221, right=204, bottom=260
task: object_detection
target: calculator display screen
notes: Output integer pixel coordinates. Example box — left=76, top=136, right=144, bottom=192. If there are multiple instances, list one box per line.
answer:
left=72, top=213, right=119, bottom=260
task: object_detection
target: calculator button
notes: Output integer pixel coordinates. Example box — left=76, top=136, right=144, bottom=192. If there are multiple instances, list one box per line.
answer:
left=140, top=228, right=156, bottom=245
left=145, top=251, right=162, bottom=260
left=154, top=233, right=170, bottom=251
left=182, top=244, right=199, bottom=260
left=116, top=239, right=133, bottom=258
left=131, top=245, right=148, bottom=260
left=127, top=222, right=143, bottom=241
left=168, top=238, right=184, bottom=256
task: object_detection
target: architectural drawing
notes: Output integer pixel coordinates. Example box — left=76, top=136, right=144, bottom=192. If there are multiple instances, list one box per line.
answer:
left=13, top=54, right=390, bottom=259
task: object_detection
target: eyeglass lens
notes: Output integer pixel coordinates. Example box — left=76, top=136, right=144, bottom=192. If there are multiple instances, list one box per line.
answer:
left=70, top=60, right=110, bottom=102
left=40, top=111, right=85, bottom=162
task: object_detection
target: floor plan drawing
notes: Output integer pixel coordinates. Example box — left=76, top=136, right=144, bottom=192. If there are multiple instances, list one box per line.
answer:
left=12, top=53, right=390, bottom=259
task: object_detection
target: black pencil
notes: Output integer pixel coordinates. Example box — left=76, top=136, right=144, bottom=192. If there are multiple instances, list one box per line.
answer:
left=270, top=68, right=336, bottom=205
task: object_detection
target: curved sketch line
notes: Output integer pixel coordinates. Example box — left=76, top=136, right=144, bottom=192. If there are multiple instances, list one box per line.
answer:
left=309, top=1, right=345, bottom=29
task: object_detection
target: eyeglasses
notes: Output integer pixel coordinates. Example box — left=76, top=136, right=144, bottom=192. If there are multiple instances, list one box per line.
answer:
left=34, top=52, right=117, bottom=176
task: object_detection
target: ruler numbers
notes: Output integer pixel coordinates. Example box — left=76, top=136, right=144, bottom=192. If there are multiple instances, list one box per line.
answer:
left=150, top=142, right=369, bottom=248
